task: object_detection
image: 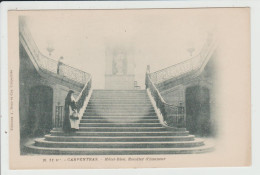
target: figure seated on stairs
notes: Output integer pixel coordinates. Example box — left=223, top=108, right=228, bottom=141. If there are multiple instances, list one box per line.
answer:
left=63, top=90, right=80, bottom=133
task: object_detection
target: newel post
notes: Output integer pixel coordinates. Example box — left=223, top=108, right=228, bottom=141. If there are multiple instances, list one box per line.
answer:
left=145, top=65, right=150, bottom=89
left=146, top=65, right=150, bottom=74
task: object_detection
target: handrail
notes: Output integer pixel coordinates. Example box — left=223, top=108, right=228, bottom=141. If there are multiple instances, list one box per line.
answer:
left=146, top=35, right=216, bottom=128
left=150, top=34, right=217, bottom=84
left=38, top=53, right=90, bottom=84
left=75, top=76, right=92, bottom=126
left=145, top=71, right=185, bottom=128
left=53, top=76, right=92, bottom=128
left=19, top=20, right=90, bottom=85
left=76, top=76, right=92, bottom=112
left=19, top=18, right=93, bottom=129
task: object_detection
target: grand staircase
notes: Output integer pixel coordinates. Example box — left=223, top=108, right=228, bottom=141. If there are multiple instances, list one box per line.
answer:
left=25, top=90, right=213, bottom=155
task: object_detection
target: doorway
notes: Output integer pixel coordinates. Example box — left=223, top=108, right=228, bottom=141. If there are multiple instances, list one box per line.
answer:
left=28, top=86, right=53, bottom=137
left=185, top=86, right=211, bottom=136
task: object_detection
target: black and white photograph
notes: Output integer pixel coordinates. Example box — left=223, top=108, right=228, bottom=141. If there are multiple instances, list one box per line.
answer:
left=6, top=7, right=251, bottom=169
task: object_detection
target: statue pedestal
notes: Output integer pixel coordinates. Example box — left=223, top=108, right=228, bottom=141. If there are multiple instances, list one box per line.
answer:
left=105, top=45, right=135, bottom=90
left=105, top=74, right=135, bottom=90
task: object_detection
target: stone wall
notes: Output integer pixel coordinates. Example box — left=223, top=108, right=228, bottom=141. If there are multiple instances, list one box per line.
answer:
left=19, top=43, right=81, bottom=140
left=157, top=54, right=217, bottom=136
left=161, top=85, right=185, bottom=107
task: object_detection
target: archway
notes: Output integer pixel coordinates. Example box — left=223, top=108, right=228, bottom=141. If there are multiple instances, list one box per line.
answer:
left=185, top=85, right=211, bottom=136
left=28, top=86, right=53, bottom=137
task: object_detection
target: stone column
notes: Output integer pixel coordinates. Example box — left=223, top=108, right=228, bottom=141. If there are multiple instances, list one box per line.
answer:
left=52, top=85, right=59, bottom=128
left=181, top=85, right=187, bottom=127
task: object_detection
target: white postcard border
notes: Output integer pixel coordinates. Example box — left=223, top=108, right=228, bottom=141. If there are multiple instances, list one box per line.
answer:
left=1, top=1, right=260, bottom=175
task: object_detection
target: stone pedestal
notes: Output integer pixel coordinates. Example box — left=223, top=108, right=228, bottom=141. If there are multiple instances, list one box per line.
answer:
left=105, top=45, right=135, bottom=90
left=105, top=74, right=135, bottom=90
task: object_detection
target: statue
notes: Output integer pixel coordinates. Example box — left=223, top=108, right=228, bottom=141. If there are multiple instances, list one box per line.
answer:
left=105, top=46, right=134, bottom=89
left=112, top=52, right=127, bottom=75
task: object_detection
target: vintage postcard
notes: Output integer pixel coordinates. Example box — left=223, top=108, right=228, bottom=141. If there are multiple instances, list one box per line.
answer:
left=7, top=8, right=250, bottom=169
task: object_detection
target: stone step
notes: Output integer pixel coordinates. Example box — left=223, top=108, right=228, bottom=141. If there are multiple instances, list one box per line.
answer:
left=85, top=108, right=155, bottom=112
left=51, top=130, right=189, bottom=137
left=50, top=131, right=190, bottom=137
left=78, top=127, right=172, bottom=132
left=87, top=103, right=152, bottom=106
left=81, top=116, right=158, bottom=120
left=78, top=123, right=162, bottom=127
left=88, top=100, right=152, bottom=107
left=91, top=91, right=147, bottom=94
left=84, top=111, right=155, bottom=114
left=84, top=112, right=156, bottom=116
left=89, top=98, right=150, bottom=103
left=44, top=135, right=195, bottom=142
left=34, top=138, right=204, bottom=148
left=90, top=95, right=148, bottom=98
left=88, top=101, right=151, bottom=105
left=80, top=119, right=160, bottom=123
left=25, top=143, right=214, bottom=155
left=89, top=100, right=150, bottom=102
left=24, top=88, right=213, bottom=155
left=86, top=106, right=153, bottom=109
left=92, top=90, right=146, bottom=93
left=91, top=94, right=148, bottom=97
left=86, top=104, right=153, bottom=108
left=88, top=102, right=152, bottom=105
left=93, top=89, right=146, bottom=91
left=90, top=97, right=149, bottom=99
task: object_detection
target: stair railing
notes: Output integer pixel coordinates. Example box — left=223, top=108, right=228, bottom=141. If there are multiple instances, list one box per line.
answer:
left=54, top=105, right=64, bottom=128
left=149, top=34, right=217, bottom=85
left=76, top=76, right=92, bottom=114
left=145, top=68, right=185, bottom=128
left=19, top=19, right=90, bottom=85
left=54, top=76, right=92, bottom=128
